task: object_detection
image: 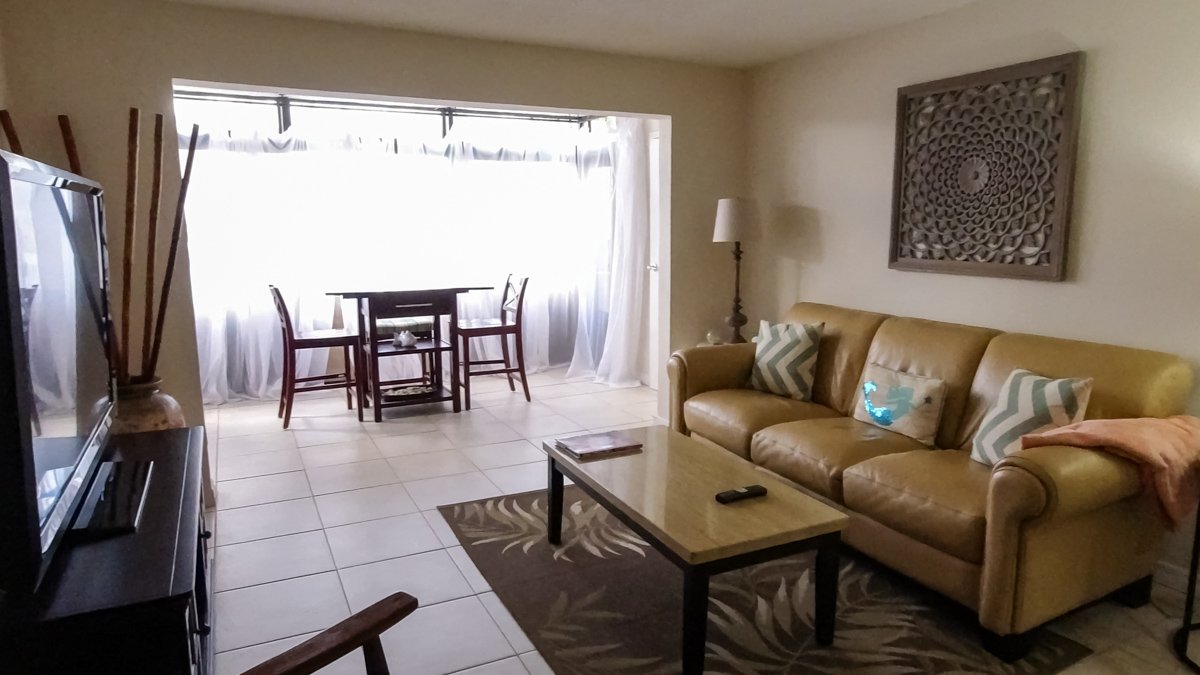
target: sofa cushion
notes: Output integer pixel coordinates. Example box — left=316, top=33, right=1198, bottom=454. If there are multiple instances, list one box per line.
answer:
left=751, top=417, right=927, bottom=502
left=956, top=332, right=1194, bottom=449
left=683, top=389, right=839, bottom=459
left=860, top=317, right=999, bottom=451
left=843, top=450, right=991, bottom=564
left=780, top=303, right=889, bottom=416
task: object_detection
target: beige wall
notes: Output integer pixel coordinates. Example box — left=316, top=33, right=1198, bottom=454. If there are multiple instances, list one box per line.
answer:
left=748, top=0, right=1200, bottom=568
left=2, top=0, right=748, bottom=423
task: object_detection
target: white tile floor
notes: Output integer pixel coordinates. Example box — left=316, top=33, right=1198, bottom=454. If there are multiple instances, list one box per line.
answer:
left=207, top=368, right=658, bottom=675
left=206, top=367, right=1193, bottom=674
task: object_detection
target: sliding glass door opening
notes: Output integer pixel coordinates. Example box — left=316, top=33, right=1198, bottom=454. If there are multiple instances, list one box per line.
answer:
left=174, top=84, right=664, bottom=405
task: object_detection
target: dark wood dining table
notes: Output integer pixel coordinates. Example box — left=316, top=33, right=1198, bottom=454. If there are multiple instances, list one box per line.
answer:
left=328, top=287, right=491, bottom=422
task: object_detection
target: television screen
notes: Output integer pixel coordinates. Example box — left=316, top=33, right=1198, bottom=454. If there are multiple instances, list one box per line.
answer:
left=0, top=152, right=114, bottom=589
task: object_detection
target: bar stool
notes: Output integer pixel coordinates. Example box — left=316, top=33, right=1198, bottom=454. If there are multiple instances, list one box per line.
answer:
left=456, top=275, right=530, bottom=410
left=269, top=286, right=357, bottom=428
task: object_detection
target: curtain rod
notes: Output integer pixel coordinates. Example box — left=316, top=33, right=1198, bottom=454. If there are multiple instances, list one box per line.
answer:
left=173, top=88, right=598, bottom=126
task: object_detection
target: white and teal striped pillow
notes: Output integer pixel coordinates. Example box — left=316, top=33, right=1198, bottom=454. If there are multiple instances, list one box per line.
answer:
left=970, top=369, right=1093, bottom=466
left=749, top=321, right=822, bottom=401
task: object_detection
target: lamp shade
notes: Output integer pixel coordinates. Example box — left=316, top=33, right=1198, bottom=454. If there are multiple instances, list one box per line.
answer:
left=712, top=197, right=759, bottom=243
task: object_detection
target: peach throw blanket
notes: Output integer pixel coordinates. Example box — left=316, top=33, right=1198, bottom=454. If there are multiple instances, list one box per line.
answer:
left=1021, top=416, right=1200, bottom=528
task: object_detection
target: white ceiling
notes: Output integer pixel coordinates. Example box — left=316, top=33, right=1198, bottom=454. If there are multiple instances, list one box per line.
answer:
left=166, top=0, right=978, bottom=67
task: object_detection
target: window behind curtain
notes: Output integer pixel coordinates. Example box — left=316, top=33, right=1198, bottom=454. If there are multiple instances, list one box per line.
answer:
left=174, top=91, right=617, bottom=403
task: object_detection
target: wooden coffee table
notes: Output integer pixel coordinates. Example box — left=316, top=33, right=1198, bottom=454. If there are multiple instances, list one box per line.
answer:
left=544, top=425, right=849, bottom=674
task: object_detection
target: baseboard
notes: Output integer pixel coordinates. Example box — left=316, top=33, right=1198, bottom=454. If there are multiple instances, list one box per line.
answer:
left=1156, top=560, right=1190, bottom=593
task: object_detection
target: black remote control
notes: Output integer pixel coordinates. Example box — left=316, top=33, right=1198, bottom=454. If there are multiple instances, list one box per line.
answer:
left=715, top=484, right=768, bottom=504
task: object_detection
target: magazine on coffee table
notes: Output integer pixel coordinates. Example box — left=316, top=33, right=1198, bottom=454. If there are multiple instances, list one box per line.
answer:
left=555, top=431, right=643, bottom=461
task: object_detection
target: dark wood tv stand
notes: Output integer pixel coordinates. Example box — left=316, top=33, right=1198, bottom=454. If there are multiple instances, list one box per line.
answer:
left=0, top=427, right=212, bottom=674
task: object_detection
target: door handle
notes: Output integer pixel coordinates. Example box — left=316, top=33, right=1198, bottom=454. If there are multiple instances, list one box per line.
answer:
left=646, top=264, right=659, bottom=272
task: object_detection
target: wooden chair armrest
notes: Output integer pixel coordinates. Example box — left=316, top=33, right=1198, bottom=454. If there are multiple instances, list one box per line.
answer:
left=242, top=592, right=419, bottom=675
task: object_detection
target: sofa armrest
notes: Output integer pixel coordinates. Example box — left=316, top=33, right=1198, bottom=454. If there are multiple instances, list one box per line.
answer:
left=667, top=343, right=756, bottom=434
left=991, top=445, right=1143, bottom=520
left=980, top=445, right=1147, bottom=633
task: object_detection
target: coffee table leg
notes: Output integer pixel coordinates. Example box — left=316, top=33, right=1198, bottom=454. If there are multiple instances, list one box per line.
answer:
left=682, top=567, right=709, bottom=674
left=815, top=540, right=839, bottom=646
left=547, top=458, right=563, bottom=545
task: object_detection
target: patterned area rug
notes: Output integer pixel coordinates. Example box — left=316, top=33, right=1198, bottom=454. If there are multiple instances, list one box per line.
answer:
left=440, top=487, right=1092, bottom=674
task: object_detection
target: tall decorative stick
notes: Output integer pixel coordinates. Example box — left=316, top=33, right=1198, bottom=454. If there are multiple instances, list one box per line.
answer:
left=141, top=114, right=164, bottom=376
left=0, top=110, right=22, bottom=155
left=119, top=107, right=141, bottom=383
left=147, top=123, right=199, bottom=379
left=57, top=115, right=83, bottom=174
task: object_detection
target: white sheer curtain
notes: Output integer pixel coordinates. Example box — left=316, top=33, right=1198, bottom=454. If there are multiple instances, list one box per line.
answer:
left=183, top=125, right=618, bottom=404
left=596, top=118, right=650, bottom=386
left=567, top=118, right=651, bottom=386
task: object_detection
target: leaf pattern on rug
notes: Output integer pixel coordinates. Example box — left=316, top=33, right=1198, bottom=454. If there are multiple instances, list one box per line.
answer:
left=706, top=558, right=1085, bottom=674
left=441, top=487, right=1090, bottom=675
left=535, top=587, right=680, bottom=675
left=448, top=494, right=649, bottom=562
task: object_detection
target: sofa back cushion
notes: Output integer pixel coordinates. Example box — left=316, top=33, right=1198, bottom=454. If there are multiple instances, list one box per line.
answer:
left=781, top=303, right=888, bottom=416
left=859, top=317, right=1000, bottom=449
left=956, top=333, right=1195, bottom=449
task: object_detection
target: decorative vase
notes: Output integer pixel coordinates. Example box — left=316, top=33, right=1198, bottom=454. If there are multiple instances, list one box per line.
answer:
left=113, top=377, right=186, bottom=435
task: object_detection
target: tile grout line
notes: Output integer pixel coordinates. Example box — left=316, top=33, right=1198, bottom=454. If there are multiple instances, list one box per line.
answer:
left=478, top=592, right=530, bottom=657
left=210, top=379, right=654, bottom=668
left=302, top=457, right=357, bottom=647
left=214, top=551, right=509, bottom=657
left=219, top=524, right=449, bottom=586
left=445, top=654, right=533, bottom=675
left=213, top=495, right=320, bottom=546
left=215, top=582, right=518, bottom=663
left=215, top=438, right=625, bottom=509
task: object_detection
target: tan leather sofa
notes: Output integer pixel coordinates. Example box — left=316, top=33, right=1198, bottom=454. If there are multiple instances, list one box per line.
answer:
left=668, top=302, right=1194, bottom=658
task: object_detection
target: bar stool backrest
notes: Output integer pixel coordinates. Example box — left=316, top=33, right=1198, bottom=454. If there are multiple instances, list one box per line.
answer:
left=269, top=285, right=296, bottom=345
left=500, top=275, right=528, bottom=327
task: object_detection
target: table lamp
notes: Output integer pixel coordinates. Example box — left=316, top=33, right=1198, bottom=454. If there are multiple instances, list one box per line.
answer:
left=712, top=197, right=759, bottom=343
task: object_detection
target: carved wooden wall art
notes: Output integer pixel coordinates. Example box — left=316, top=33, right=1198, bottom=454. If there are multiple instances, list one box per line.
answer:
left=889, top=52, right=1082, bottom=280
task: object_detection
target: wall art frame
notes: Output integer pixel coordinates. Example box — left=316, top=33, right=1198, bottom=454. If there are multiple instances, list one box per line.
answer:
left=888, top=52, right=1082, bottom=281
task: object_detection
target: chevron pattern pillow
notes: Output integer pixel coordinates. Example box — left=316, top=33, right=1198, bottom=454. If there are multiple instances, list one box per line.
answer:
left=749, top=321, right=823, bottom=400
left=970, top=369, right=1093, bottom=466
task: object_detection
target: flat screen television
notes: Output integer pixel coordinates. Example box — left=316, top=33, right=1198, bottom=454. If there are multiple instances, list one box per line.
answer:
left=0, top=150, right=115, bottom=595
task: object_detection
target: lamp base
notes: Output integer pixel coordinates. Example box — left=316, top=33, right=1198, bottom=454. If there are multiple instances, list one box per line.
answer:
left=727, top=241, right=747, bottom=343
left=726, top=310, right=748, bottom=343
